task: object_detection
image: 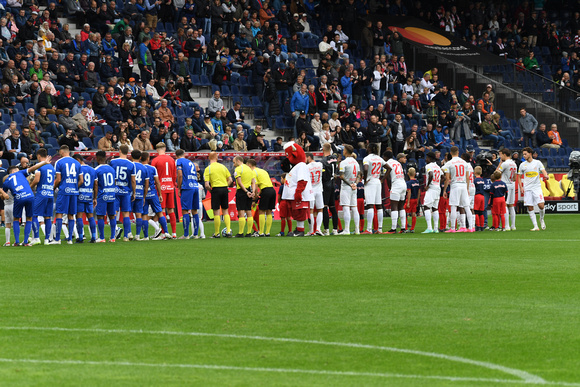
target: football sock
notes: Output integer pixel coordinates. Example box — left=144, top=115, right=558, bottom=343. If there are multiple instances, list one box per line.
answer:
left=253, top=211, right=259, bottom=232
left=296, top=220, right=304, bottom=232
left=464, top=208, right=473, bottom=229
left=500, top=212, right=505, bottom=229
left=62, top=224, right=69, bottom=239
left=373, top=208, right=379, bottom=230
left=198, top=216, right=204, bottom=237
left=5, top=227, right=10, bottom=244
left=224, top=214, right=231, bottom=233
left=343, top=206, right=351, bottom=233
left=213, top=215, right=221, bottom=235
left=330, top=206, right=339, bottom=231
left=424, top=209, right=432, bottom=230
left=399, top=209, right=406, bottom=229
left=471, top=213, right=476, bottom=229
left=449, top=207, right=457, bottom=230
left=352, top=208, right=360, bottom=233
left=98, top=218, right=105, bottom=239
left=142, top=219, right=149, bottom=238
left=123, top=217, right=131, bottom=237
left=68, top=219, right=75, bottom=240
left=88, top=217, right=96, bottom=239
left=259, top=214, right=265, bottom=234
left=359, top=212, right=364, bottom=232
left=493, top=214, right=499, bottom=229
left=76, top=218, right=84, bottom=240
left=55, top=218, right=63, bottom=241
left=40, top=223, right=46, bottom=237
left=509, top=206, right=516, bottom=228
left=323, top=208, right=329, bottom=230
left=266, top=214, right=273, bottom=234
left=159, top=216, right=168, bottom=233
left=247, top=215, right=254, bottom=234
left=309, top=213, right=314, bottom=232
left=315, top=212, right=322, bottom=232
left=192, top=213, right=199, bottom=236
left=411, top=215, right=416, bottom=230
left=135, top=218, right=142, bottom=237
left=24, top=220, right=32, bottom=243
left=287, top=219, right=292, bottom=232
left=32, top=218, right=40, bottom=239
left=459, top=213, right=466, bottom=228
left=238, top=217, right=246, bottom=235
left=539, top=208, right=545, bottom=222
left=504, top=212, right=509, bottom=229
left=149, top=220, right=160, bottom=234
left=281, top=218, right=286, bottom=233
left=44, top=218, right=52, bottom=241
left=377, top=208, right=383, bottom=230
left=13, top=220, right=20, bottom=244
left=439, top=210, right=446, bottom=230
left=110, top=218, right=117, bottom=240
left=168, top=212, right=177, bottom=235
left=391, top=210, right=398, bottom=230
left=433, top=211, right=439, bottom=230
left=528, top=210, right=538, bottom=228
left=183, top=213, right=190, bottom=237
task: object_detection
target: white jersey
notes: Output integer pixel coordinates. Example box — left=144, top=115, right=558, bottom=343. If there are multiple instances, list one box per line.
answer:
left=339, top=157, right=359, bottom=187
left=425, top=162, right=442, bottom=192
left=467, top=164, right=475, bottom=196
left=442, top=157, right=469, bottom=188
left=362, top=154, right=386, bottom=185
left=498, top=159, right=518, bottom=186
left=518, top=159, right=545, bottom=192
left=308, top=161, right=324, bottom=193
left=282, top=162, right=313, bottom=201
left=386, top=159, right=405, bottom=184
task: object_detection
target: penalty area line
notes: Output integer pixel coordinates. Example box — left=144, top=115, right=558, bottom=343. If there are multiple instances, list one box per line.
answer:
left=0, top=357, right=579, bottom=386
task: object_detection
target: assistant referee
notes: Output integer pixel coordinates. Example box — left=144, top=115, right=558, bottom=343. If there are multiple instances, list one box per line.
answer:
left=204, top=152, right=233, bottom=238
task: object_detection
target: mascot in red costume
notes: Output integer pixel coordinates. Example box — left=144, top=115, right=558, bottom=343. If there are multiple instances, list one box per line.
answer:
left=282, top=141, right=313, bottom=236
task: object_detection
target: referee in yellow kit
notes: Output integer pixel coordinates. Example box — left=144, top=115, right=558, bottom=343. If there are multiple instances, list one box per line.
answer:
left=203, top=152, right=233, bottom=238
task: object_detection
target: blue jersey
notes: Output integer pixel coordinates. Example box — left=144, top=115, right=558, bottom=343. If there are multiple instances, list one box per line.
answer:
left=35, top=164, right=56, bottom=198
left=176, top=158, right=198, bottom=190
left=145, top=164, right=159, bottom=198
left=54, top=156, right=81, bottom=195
left=2, top=170, right=33, bottom=200
left=134, top=162, right=149, bottom=199
left=474, top=177, right=486, bottom=196
left=406, top=179, right=420, bottom=199
left=490, top=180, right=507, bottom=199
left=482, top=178, right=492, bottom=194
left=95, top=164, right=117, bottom=202
left=110, top=158, right=136, bottom=195
left=79, top=165, right=97, bottom=202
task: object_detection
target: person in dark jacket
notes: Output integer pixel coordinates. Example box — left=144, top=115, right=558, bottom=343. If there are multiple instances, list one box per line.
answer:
left=180, top=128, right=198, bottom=151
left=57, top=86, right=78, bottom=111
left=104, top=97, right=124, bottom=127
left=37, top=86, right=58, bottom=114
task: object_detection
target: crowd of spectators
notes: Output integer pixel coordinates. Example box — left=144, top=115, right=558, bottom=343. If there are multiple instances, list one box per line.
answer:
left=0, top=0, right=573, bottom=166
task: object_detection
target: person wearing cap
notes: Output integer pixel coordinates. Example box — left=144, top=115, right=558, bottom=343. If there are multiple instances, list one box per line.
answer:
left=483, top=84, right=495, bottom=105
left=290, top=13, right=304, bottom=36
left=458, top=86, right=470, bottom=106
left=476, top=92, right=494, bottom=114
left=247, top=125, right=267, bottom=151
left=103, top=96, right=124, bottom=127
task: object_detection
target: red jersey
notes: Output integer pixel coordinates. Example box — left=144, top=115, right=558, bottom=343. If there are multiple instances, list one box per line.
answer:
left=152, top=154, right=176, bottom=192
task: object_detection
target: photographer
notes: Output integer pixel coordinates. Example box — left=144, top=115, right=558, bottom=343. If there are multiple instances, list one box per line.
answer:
left=58, top=128, right=80, bottom=150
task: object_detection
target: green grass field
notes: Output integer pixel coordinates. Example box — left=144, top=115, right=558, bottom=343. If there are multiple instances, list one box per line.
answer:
left=1, top=214, right=580, bottom=386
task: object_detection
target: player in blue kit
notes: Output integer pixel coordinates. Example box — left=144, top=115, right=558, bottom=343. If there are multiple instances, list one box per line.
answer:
left=53, top=145, right=83, bottom=245
left=176, top=149, right=200, bottom=239
left=110, top=145, right=136, bottom=242
left=473, top=166, right=487, bottom=231
left=94, top=151, right=118, bottom=242
left=490, top=171, right=508, bottom=231
left=141, top=152, right=170, bottom=240
left=29, top=149, right=55, bottom=245
left=73, top=154, right=98, bottom=243
left=0, top=156, right=53, bottom=246
left=405, top=167, right=421, bottom=233
left=130, top=150, right=149, bottom=241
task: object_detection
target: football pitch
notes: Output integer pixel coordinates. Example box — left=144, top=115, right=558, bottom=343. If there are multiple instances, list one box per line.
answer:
left=1, top=214, right=580, bottom=386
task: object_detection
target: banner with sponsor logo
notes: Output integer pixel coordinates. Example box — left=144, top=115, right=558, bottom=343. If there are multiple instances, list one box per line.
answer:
left=371, top=16, right=507, bottom=66
left=543, top=201, right=580, bottom=213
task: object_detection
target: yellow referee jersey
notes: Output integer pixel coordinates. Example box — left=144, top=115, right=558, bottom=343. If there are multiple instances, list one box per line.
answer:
left=234, top=164, right=256, bottom=190
left=254, top=167, right=273, bottom=190
left=204, top=162, right=231, bottom=188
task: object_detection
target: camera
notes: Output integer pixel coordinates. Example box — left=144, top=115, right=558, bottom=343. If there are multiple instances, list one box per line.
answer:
left=569, top=150, right=580, bottom=169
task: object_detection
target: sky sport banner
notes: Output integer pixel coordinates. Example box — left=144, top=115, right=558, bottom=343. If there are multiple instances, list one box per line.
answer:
left=371, top=16, right=507, bottom=66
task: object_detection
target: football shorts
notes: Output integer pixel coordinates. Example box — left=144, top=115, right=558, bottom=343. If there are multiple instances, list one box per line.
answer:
left=506, top=184, right=516, bottom=206
left=181, top=188, right=200, bottom=211
left=309, top=191, right=324, bottom=210
left=449, top=186, right=470, bottom=207
left=364, top=182, right=382, bottom=205
left=33, top=196, right=54, bottom=218
left=161, top=191, right=175, bottom=209
left=279, top=199, right=290, bottom=218
left=4, top=203, right=13, bottom=223
left=132, top=198, right=144, bottom=215
left=144, top=196, right=163, bottom=215
left=474, top=194, right=485, bottom=211
left=340, top=186, right=357, bottom=207
left=323, top=184, right=336, bottom=206
left=405, top=198, right=418, bottom=213
left=492, top=197, right=506, bottom=215
left=258, top=187, right=276, bottom=211
left=523, top=188, right=544, bottom=207
left=55, top=194, right=77, bottom=215
left=423, top=189, right=440, bottom=209
left=76, top=201, right=94, bottom=215
left=116, top=193, right=132, bottom=212
left=210, top=187, right=229, bottom=210
left=96, top=200, right=116, bottom=217
left=235, top=189, right=253, bottom=211
left=390, top=181, right=407, bottom=201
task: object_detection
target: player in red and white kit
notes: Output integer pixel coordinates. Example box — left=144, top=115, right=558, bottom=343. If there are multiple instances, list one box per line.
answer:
left=496, top=148, right=518, bottom=230
left=463, top=153, right=476, bottom=231
left=442, top=146, right=473, bottom=233
left=338, top=144, right=360, bottom=235
left=383, top=151, right=407, bottom=234
left=306, top=153, right=324, bottom=236
left=422, top=152, right=442, bottom=233
left=518, top=147, right=549, bottom=231
left=362, top=143, right=386, bottom=234
left=151, top=142, right=178, bottom=238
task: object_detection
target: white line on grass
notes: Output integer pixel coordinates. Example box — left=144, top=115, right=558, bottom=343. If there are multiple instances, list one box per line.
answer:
left=373, top=238, right=580, bottom=242
left=0, top=358, right=579, bottom=386
left=0, top=326, right=545, bottom=383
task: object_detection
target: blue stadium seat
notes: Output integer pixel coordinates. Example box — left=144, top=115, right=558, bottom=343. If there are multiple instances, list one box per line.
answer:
left=82, top=137, right=93, bottom=149
left=48, top=137, right=59, bottom=148
left=93, top=126, right=104, bottom=137
left=1, top=159, right=8, bottom=169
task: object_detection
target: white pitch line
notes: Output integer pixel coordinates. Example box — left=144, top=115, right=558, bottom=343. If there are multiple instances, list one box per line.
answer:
left=0, top=326, right=545, bottom=384
left=372, top=238, right=580, bottom=242
left=0, top=358, right=579, bottom=386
